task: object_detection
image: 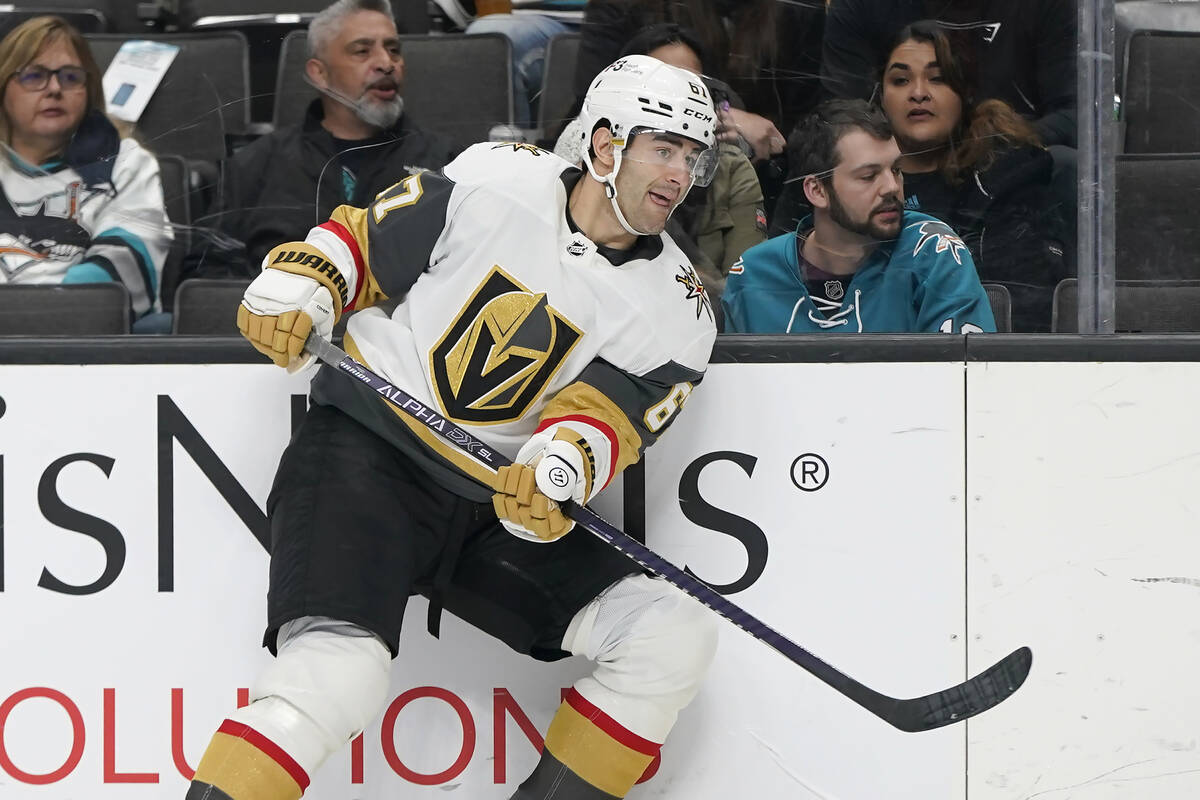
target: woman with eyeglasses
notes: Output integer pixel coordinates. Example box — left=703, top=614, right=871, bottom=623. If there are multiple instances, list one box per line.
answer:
left=0, top=16, right=171, bottom=323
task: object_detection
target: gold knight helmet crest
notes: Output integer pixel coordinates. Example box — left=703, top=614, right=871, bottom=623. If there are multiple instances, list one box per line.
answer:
left=430, top=266, right=582, bottom=424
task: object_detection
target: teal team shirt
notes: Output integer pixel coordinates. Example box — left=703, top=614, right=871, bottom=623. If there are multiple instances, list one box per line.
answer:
left=721, top=212, right=997, bottom=334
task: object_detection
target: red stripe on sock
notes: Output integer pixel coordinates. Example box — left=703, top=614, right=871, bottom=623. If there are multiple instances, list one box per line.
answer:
left=217, top=719, right=311, bottom=791
left=563, top=688, right=661, bottom=757
left=318, top=219, right=364, bottom=311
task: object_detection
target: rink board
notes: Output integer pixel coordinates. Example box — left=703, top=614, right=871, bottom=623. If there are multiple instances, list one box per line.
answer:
left=0, top=355, right=1198, bottom=798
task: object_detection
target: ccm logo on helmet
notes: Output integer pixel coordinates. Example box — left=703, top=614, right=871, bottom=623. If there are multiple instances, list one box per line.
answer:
left=684, top=108, right=713, bottom=123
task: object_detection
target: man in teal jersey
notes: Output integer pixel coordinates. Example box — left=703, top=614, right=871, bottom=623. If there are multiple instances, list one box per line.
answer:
left=722, top=99, right=995, bottom=334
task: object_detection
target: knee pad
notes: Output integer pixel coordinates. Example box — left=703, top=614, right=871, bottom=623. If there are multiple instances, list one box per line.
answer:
left=563, top=575, right=718, bottom=742
left=234, top=617, right=392, bottom=776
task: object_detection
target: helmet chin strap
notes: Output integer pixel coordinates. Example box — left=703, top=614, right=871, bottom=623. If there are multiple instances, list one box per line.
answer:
left=583, top=143, right=695, bottom=238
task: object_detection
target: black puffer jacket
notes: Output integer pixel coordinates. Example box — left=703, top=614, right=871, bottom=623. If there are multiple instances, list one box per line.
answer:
left=205, top=101, right=457, bottom=275
left=903, top=145, right=1070, bottom=332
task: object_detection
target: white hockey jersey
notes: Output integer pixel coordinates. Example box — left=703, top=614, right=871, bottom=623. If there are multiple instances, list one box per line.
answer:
left=0, top=136, right=172, bottom=316
left=282, top=141, right=717, bottom=500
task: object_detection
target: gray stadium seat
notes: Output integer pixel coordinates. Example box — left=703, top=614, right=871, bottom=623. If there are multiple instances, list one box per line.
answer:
left=1116, top=0, right=1200, bottom=69
left=0, top=284, right=131, bottom=335
left=0, top=8, right=107, bottom=37
left=1121, top=30, right=1200, bottom=153
left=274, top=31, right=512, bottom=149
left=172, top=278, right=250, bottom=334
left=982, top=283, right=1013, bottom=333
left=534, top=32, right=580, bottom=143
left=18, top=0, right=148, bottom=32
left=1051, top=278, right=1200, bottom=333
left=184, top=0, right=329, bottom=19
left=1115, top=154, right=1200, bottom=280
left=157, top=155, right=192, bottom=313
left=86, top=32, right=251, bottom=161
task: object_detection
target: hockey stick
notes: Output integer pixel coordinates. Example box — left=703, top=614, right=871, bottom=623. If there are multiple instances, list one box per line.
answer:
left=305, top=333, right=1032, bottom=733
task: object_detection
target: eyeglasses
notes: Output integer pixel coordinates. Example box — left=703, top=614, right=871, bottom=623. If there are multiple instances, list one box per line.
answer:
left=11, top=64, right=88, bottom=92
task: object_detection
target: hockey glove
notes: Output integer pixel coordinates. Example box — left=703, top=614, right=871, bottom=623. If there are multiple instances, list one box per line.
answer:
left=492, top=430, right=594, bottom=543
left=237, top=268, right=336, bottom=373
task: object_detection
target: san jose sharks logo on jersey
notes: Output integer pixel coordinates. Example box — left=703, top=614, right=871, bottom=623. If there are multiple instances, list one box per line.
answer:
left=674, top=262, right=712, bottom=321
left=912, top=221, right=969, bottom=266
left=430, top=266, right=583, bottom=424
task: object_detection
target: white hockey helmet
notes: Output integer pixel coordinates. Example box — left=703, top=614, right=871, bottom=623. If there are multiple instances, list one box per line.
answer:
left=577, top=55, right=719, bottom=235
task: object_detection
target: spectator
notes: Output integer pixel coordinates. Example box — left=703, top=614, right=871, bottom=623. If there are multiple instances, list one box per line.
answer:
left=556, top=23, right=766, bottom=308
left=573, top=0, right=825, bottom=216
left=0, top=16, right=172, bottom=322
left=433, top=0, right=586, bottom=128
left=575, top=0, right=823, bottom=160
left=197, top=0, right=456, bottom=277
left=821, top=0, right=1076, bottom=148
left=722, top=99, right=996, bottom=334
left=878, top=21, right=1068, bottom=332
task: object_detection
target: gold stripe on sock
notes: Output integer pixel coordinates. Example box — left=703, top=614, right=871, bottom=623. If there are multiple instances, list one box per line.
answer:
left=543, top=701, right=655, bottom=798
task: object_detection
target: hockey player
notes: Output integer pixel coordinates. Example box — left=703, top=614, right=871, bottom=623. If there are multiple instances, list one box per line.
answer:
left=722, top=99, right=997, bottom=334
left=186, top=54, right=720, bottom=800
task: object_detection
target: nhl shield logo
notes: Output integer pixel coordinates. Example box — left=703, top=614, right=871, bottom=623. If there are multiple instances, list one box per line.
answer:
left=566, top=240, right=588, bottom=256
left=825, top=280, right=845, bottom=301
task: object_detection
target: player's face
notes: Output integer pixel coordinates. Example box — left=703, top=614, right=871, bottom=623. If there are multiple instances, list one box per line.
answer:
left=614, top=132, right=701, bottom=235
left=318, top=10, right=404, bottom=128
left=3, top=38, right=89, bottom=156
left=824, top=130, right=905, bottom=241
left=880, top=39, right=963, bottom=156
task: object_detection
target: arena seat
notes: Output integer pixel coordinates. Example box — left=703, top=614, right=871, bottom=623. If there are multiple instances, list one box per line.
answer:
left=86, top=31, right=251, bottom=162
left=1051, top=278, right=1200, bottom=333
left=274, top=31, right=512, bottom=150
left=982, top=283, right=1013, bottom=333
left=1121, top=30, right=1200, bottom=153
left=1116, top=0, right=1200, bottom=69
left=0, top=7, right=107, bottom=37
left=534, top=31, right=580, bottom=144
left=156, top=155, right=192, bottom=314
left=1115, top=154, right=1200, bottom=280
left=0, top=284, right=131, bottom=335
left=172, top=278, right=250, bottom=335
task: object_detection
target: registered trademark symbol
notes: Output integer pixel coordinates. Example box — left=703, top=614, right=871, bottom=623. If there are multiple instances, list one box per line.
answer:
left=790, top=453, right=829, bottom=492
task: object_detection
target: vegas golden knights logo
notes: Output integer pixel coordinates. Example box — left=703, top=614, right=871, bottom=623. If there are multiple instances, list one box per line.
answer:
left=430, top=266, right=582, bottom=424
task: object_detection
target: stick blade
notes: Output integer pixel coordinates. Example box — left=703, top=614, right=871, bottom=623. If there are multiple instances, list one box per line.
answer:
left=884, top=646, right=1033, bottom=733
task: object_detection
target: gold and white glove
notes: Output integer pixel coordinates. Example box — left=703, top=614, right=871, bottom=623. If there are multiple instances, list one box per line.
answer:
left=492, top=430, right=594, bottom=543
left=237, top=268, right=336, bottom=373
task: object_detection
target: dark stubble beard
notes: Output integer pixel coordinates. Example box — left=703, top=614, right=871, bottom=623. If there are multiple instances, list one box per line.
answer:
left=827, top=184, right=903, bottom=242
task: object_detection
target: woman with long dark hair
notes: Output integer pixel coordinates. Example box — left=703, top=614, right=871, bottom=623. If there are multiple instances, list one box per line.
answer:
left=878, top=20, right=1068, bottom=331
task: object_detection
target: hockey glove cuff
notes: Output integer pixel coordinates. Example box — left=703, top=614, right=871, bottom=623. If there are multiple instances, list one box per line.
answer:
left=238, top=268, right=335, bottom=373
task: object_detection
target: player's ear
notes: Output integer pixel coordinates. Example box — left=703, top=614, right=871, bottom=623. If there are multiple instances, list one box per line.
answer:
left=803, top=174, right=829, bottom=210
left=306, top=58, right=328, bottom=90
left=590, top=126, right=617, bottom=175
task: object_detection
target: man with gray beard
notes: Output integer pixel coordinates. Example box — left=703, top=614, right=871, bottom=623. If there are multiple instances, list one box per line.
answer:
left=202, top=0, right=457, bottom=276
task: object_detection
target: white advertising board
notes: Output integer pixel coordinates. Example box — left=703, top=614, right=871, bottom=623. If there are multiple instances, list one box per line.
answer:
left=2, top=358, right=1198, bottom=798
left=0, top=361, right=966, bottom=798
left=965, top=362, right=1200, bottom=799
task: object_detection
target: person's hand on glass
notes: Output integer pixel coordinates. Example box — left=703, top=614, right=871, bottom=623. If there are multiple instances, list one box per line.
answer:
left=716, top=104, right=785, bottom=163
